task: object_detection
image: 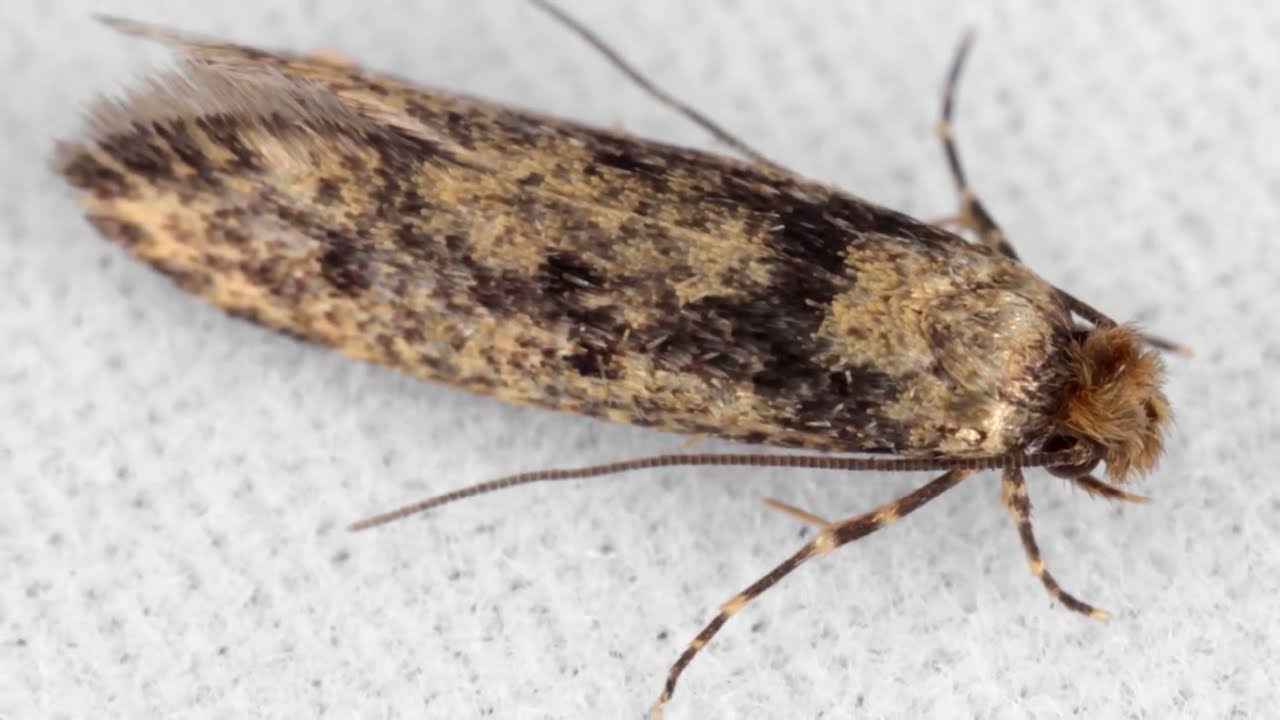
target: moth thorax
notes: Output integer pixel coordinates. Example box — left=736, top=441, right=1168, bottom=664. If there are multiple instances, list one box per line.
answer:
left=1051, top=325, right=1171, bottom=482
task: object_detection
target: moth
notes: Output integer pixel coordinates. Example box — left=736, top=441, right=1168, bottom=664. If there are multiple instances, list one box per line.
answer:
left=55, top=3, right=1180, bottom=717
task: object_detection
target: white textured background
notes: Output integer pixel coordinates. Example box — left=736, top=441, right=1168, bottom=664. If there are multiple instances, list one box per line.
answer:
left=4, top=1, right=1279, bottom=718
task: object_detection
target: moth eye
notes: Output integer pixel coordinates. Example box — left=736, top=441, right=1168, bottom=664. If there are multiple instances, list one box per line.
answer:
left=1042, top=434, right=1102, bottom=479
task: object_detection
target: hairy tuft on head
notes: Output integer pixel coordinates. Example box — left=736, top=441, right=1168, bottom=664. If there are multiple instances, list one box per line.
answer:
left=1058, top=325, right=1171, bottom=481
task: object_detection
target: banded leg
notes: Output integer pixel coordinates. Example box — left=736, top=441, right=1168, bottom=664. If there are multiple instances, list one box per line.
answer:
left=937, top=31, right=1020, bottom=261
left=649, top=470, right=973, bottom=719
left=1001, top=467, right=1110, bottom=620
left=939, top=34, right=1190, bottom=357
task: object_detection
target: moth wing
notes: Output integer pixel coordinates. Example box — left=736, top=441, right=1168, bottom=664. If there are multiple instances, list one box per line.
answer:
left=73, top=17, right=482, bottom=170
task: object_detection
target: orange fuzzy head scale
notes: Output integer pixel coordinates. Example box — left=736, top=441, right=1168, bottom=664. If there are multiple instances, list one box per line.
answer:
left=1055, top=325, right=1172, bottom=481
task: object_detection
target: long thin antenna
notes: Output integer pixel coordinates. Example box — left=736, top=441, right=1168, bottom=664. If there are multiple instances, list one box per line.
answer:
left=1062, top=293, right=1190, bottom=355
left=527, top=0, right=784, bottom=172
left=349, top=447, right=1088, bottom=531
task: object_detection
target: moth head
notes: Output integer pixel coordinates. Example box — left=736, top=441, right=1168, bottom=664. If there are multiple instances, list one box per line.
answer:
left=1048, top=325, right=1171, bottom=482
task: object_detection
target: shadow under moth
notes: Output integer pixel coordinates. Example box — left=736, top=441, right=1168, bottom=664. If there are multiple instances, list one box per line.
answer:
left=55, top=3, right=1181, bottom=716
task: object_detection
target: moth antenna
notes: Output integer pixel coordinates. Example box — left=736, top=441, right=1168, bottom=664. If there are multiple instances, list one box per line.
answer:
left=1132, top=333, right=1191, bottom=357
left=527, top=0, right=783, bottom=171
left=1063, top=293, right=1191, bottom=356
left=348, top=448, right=1088, bottom=531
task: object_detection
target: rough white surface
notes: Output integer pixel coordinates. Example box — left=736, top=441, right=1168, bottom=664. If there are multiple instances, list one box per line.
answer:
left=4, top=1, right=1279, bottom=718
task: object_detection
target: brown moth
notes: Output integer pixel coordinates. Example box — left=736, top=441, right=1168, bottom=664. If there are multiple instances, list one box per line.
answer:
left=55, top=4, right=1179, bottom=717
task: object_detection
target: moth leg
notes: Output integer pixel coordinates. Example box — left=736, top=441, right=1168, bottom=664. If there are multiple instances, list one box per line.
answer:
left=1001, top=468, right=1110, bottom=620
left=1067, top=474, right=1151, bottom=504
left=762, top=497, right=832, bottom=528
left=926, top=213, right=967, bottom=231
left=650, top=470, right=972, bottom=719
left=680, top=433, right=711, bottom=451
left=937, top=32, right=1020, bottom=261
left=941, top=37, right=1191, bottom=358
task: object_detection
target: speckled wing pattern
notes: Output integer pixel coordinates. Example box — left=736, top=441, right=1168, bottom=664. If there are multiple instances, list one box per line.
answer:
left=56, top=19, right=1077, bottom=461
